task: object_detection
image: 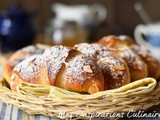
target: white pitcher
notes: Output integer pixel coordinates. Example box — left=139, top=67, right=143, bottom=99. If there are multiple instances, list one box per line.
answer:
left=52, top=3, right=107, bottom=28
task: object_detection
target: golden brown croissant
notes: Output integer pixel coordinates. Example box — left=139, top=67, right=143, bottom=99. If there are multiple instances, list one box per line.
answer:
left=99, top=35, right=148, bottom=81
left=74, top=43, right=130, bottom=89
left=10, top=46, right=104, bottom=94
left=117, top=47, right=148, bottom=81
left=113, top=35, right=160, bottom=79
left=2, top=45, right=44, bottom=84
left=130, top=45, right=160, bottom=79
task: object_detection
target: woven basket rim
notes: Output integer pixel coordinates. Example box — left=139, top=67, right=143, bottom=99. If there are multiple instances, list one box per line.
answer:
left=0, top=77, right=160, bottom=119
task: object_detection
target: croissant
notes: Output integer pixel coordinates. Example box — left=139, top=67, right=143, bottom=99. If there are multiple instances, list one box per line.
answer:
left=108, top=35, right=160, bottom=79
left=117, top=35, right=160, bottom=79
left=74, top=43, right=130, bottom=89
left=130, top=45, right=160, bottom=79
left=2, top=45, right=44, bottom=84
left=10, top=46, right=104, bottom=94
left=99, top=35, right=148, bottom=81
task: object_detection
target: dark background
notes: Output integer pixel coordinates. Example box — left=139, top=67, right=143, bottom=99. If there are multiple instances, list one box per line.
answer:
left=0, top=0, right=160, bottom=41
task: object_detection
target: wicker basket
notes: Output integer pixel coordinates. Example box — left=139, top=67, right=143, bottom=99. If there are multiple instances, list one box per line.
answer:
left=0, top=76, right=160, bottom=119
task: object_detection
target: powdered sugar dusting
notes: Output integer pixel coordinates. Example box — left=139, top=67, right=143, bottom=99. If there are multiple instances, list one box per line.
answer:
left=11, top=45, right=104, bottom=93
left=8, top=45, right=44, bottom=68
left=74, top=43, right=130, bottom=89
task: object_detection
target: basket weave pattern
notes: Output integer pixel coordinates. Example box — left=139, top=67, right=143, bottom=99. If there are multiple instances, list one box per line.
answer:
left=0, top=77, right=160, bottom=119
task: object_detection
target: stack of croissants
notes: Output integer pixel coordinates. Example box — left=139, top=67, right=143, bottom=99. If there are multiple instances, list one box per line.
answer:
left=2, top=35, right=160, bottom=94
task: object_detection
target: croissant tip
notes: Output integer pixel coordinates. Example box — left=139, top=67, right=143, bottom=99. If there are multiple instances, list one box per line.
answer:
left=88, top=83, right=103, bottom=94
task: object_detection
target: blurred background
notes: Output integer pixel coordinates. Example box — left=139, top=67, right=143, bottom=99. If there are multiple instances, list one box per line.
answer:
left=0, top=0, right=160, bottom=54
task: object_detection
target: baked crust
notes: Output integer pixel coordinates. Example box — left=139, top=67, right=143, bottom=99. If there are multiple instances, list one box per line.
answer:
left=99, top=35, right=148, bottom=81
left=2, top=46, right=44, bottom=84
left=74, top=43, right=130, bottom=89
left=10, top=46, right=104, bottom=94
